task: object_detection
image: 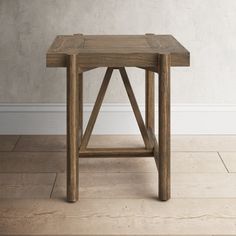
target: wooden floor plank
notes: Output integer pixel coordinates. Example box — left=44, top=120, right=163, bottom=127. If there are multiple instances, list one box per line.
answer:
left=172, top=135, right=236, bottom=151
left=88, top=135, right=144, bottom=148
left=172, top=152, right=226, bottom=173
left=0, top=198, right=236, bottom=235
left=0, top=135, right=19, bottom=151
left=0, top=152, right=66, bottom=173
left=0, top=152, right=225, bottom=174
left=9, top=135, right=236, bottom=152
left=14, top=135, right=66, bottom=152
left=86, top=135, right=236, bottom=151
left=0, top=173, right=56, bottom=198
left=79, top=152, right=226, bottom=173
left=52, top=172, right=236, bottom=199
left=52, top=172, right=157, bottom=199
left=0, top=135, right=235, bottom=235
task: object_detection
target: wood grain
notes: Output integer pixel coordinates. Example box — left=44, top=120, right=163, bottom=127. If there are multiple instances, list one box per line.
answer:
left=0, top=135, right=19, bottom=151
left=0, top=151, right=225, bottom=174
left=79, top=148, right=153, bottom=157
left=148, top=129, right=159, bottom=170
left=13, top=135, right=66, bottom=152
left=46, top=34, right=190, bottom=68
left=145, top=69, right=155, bottom=154
left=66, top=54, right=79, bottom=202
left=158, top=54, right=171, bottom=201
left=46, top=34, right=190, bottom=202
left=53, top=172, right=236, bottom=199
left=2, top=198, right=236, bottom=235
left=0, top=173, right=56, bottom=198
left=146, top=34, right=190, bottom=67
left=78, top=72, right=83, bottom=147
left=145, top=70, right=155, bottom=132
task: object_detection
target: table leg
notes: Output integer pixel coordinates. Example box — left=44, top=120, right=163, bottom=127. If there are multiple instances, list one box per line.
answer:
left=158, top=54, right=171, bottom=201
left=145, top=69, right=159, bottom=175
left=67, top=54, right=79, bottom=202
left=78, top=72, right=83, bottom=147
left=145, top=69, right=155, bottom=132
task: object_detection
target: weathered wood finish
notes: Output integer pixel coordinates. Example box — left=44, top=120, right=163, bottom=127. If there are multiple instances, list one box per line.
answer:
left=158, top=54, right=171, bottom=201
left=67, top=55, right=79, bottom=202
left=79, top=148, right=153, bottom=158
left=47, top=34, right=190, bottom=68
left=46, top=34, right=190, bottom=202
left=145, top=69, right=155, bottom=136
left=78, top=72, right=83, bottom=146
left=145, top=69, right=155, bottom=159
left=148, top=128, right=159, bottom=170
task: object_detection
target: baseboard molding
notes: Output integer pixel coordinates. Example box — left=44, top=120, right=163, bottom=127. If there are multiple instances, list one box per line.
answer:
left=0, top=103, right=236, bottom=134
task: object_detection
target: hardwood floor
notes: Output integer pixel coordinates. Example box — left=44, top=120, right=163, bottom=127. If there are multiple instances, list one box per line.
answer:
left=0, top=135, right=236, bottom=235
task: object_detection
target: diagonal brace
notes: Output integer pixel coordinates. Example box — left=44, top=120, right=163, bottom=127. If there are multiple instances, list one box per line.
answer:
left=119, top=67, right=153, bottom=149
left=80, top=68, right=113, bottom=149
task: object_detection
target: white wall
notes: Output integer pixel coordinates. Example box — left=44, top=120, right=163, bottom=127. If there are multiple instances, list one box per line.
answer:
left=1, top=0, right=236, bottom=134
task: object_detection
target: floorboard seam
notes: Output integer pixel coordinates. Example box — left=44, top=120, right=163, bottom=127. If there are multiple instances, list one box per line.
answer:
left=11, top=135, right=21, bottom=151
left=217, top=152, right=230, bottom=173
left=50, top=173, right=57, bottom=198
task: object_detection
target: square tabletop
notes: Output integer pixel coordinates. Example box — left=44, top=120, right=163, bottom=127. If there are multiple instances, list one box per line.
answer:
left=46, top=34, right=190, bottom=68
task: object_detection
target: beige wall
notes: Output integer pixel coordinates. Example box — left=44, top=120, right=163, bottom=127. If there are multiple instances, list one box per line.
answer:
left=1, top=0, right=236, bottom=104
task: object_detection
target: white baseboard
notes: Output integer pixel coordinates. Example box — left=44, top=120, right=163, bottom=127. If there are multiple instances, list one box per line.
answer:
left=0, top=103, right=236, bottom=134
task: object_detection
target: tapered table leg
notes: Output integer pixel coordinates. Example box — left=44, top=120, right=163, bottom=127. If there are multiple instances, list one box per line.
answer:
left=67, top=54, right=79, bottom=202
left=158, top=54, right=171, bottom=201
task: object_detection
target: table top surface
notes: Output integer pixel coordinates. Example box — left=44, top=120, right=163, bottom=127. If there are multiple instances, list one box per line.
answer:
left=46, top=34, right=190, bottom=68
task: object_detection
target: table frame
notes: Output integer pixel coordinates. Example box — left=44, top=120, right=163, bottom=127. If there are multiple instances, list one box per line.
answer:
left=66, top=53, right=170, bottom=202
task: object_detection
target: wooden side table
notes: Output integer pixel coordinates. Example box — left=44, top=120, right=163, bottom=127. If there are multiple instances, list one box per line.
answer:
left=46, top=34, right=190, bottom=202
